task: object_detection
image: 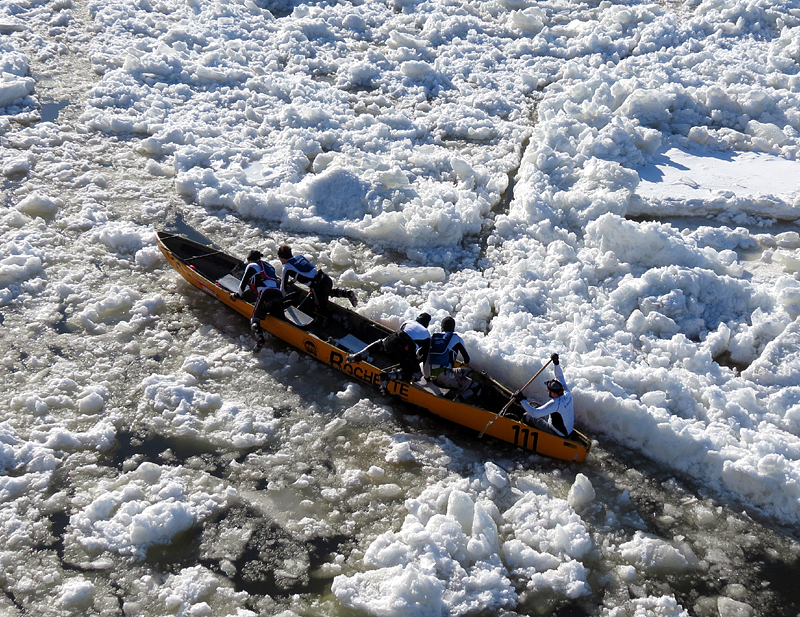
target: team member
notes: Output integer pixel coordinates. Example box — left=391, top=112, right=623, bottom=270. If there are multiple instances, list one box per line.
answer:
left=346, top=313, right=431, bottom=393
left=512, top=353, right=574, bottom=437
left=425, top=316, right=472, bottom=396
left=232, top=250, right=283, bottom=349
left=277, top=245, right=357, bottom=314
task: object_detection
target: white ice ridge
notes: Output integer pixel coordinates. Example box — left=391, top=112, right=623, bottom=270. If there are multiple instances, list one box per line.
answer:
left=333, top=463, right=593, bottom=616
left=67, top=462, right=233, bottom=561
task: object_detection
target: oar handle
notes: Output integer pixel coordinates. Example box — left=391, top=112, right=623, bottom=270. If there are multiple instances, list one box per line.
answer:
left=478, top=358, right=553, bottom=438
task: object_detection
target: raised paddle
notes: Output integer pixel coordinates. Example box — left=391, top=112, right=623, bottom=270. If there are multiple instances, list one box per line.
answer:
left=478, top=357, right=553, bottom=438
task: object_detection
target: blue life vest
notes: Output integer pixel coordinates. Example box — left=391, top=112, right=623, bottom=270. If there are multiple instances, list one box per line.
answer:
left=428, top=332, right=455, bottom=368
left=288, top=255, right=316, bottom=280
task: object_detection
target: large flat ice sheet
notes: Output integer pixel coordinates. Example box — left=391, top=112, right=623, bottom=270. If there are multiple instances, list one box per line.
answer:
left=637, top=147, right=800, bottom=199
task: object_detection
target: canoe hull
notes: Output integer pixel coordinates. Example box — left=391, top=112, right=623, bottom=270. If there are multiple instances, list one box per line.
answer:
left=157, top=232, right=591, bottom=462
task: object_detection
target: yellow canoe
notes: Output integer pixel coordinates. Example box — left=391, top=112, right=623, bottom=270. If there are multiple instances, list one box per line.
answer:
left=157, top=231, right=591, bottom=463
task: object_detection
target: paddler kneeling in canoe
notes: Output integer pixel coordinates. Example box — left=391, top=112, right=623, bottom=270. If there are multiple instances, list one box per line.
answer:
left=230, top=250, right=284, bottom=350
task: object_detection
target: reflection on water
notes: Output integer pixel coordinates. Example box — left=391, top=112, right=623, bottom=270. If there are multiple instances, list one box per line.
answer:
left=39, top=99, right=70, bottom=123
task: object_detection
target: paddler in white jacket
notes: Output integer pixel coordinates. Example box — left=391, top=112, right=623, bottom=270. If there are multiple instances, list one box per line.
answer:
left=512, top=353, right=574, bottom=437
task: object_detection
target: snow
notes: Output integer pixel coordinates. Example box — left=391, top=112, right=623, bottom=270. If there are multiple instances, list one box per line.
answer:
left=56, top=576, right=94, bottom=608
left=567, top=472, right=595, bottom=509
left=3, top=0, right=800, bottom=613
left=638, top=147, right=800, bottom=201
left=67, top=461, right=231, bottom=560
left=333, top=469, right=520, bottom=616
left=15, top=192, right=60, bottom=219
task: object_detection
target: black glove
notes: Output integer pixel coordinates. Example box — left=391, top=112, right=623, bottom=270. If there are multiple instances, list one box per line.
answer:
left=511, top=392, right=525, bottom=404
left=551, top=353, right=559, bottom=365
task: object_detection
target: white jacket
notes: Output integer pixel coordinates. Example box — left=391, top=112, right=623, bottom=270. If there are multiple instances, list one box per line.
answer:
left=520, top=364, right=574, bottom=436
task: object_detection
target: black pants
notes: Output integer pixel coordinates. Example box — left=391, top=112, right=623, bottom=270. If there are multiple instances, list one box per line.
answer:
left=252, top=288, right=284, bottom=324
left=308, top=271, right=351, bottom=314
left=308, top=271, right=332, bottom=311
left=362, top=331, right=420, bottom=382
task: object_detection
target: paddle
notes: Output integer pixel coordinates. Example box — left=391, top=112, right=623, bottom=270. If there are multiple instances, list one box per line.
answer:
left=478, top=357, right=553, bottom=438
left=183, top=249, right=228, bottom=262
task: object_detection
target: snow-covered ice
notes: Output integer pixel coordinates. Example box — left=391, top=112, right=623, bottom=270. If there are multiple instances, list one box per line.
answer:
left=2, top=0, right=800, bottom=614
